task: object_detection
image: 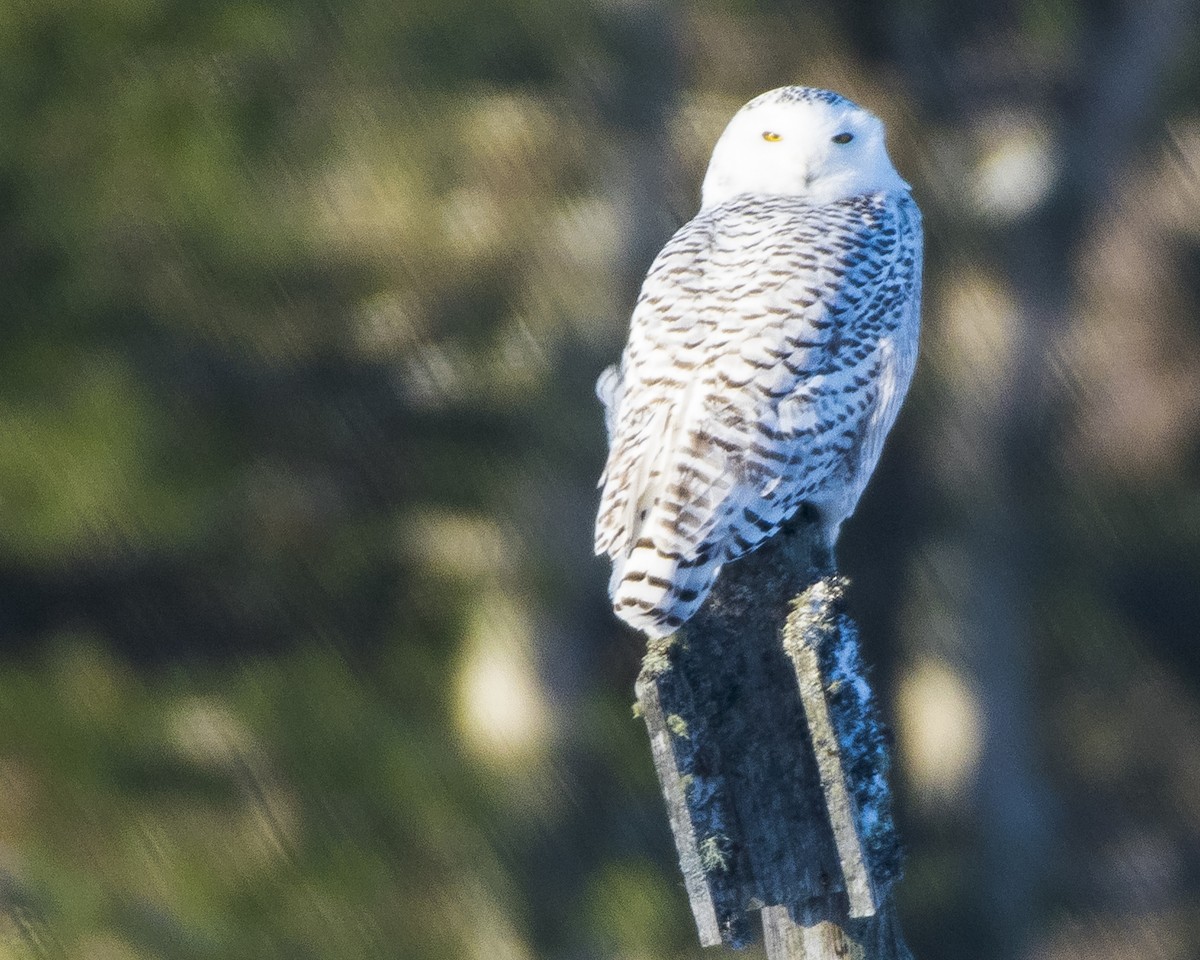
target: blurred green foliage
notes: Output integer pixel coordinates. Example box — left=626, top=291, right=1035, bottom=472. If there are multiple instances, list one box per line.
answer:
left=2, top=0, right=1200, bottom=959
left=0, top=1, right=682, bottom=956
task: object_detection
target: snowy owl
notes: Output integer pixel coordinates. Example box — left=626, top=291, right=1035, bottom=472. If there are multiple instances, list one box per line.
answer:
left=595, top=86, right=923, bottom=638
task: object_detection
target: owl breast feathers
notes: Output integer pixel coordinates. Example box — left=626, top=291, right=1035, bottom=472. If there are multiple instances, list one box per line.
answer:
left=595, top=92, right=923, bottom=638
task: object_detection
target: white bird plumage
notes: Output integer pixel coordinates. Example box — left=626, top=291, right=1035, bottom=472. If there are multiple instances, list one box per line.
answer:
left=596, top=86, right=923, bottom=637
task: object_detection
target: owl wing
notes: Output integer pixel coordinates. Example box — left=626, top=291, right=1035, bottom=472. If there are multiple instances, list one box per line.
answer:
left=595, top=191, right=922, bottom=636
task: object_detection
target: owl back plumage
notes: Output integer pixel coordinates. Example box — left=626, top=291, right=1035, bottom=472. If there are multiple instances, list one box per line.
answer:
left=595, top=191, right=922, bottom=637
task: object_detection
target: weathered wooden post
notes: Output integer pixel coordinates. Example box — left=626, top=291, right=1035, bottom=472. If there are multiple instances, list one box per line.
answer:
left=634, top=516, right=912, bottom=959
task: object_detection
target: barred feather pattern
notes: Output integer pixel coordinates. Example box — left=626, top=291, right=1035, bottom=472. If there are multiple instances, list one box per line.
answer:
left=595, top=191, right=922, bottom=637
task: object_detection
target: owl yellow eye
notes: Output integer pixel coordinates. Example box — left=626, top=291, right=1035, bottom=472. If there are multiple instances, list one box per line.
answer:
left=762, top=131, right=782, bottom=142
left=832, top=132, right=854, bottom=144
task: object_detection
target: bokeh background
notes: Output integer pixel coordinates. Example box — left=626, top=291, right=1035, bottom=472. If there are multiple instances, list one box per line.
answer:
left=2, top=0, right=1200, bottom=958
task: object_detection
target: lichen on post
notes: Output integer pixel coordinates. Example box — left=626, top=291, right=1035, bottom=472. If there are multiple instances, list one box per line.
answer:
left=634, top=517, right=912, bottom=959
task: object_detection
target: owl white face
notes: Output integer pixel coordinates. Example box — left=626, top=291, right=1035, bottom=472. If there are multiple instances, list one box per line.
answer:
left=700, top=89, right=909, bottom=210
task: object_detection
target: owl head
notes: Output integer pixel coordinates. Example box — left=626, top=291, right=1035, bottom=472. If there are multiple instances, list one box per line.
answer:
left=700, top=87, right=910, bottom=209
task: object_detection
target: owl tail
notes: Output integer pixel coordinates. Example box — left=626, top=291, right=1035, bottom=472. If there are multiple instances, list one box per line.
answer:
left=610, top=539, right=723, bottom=638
